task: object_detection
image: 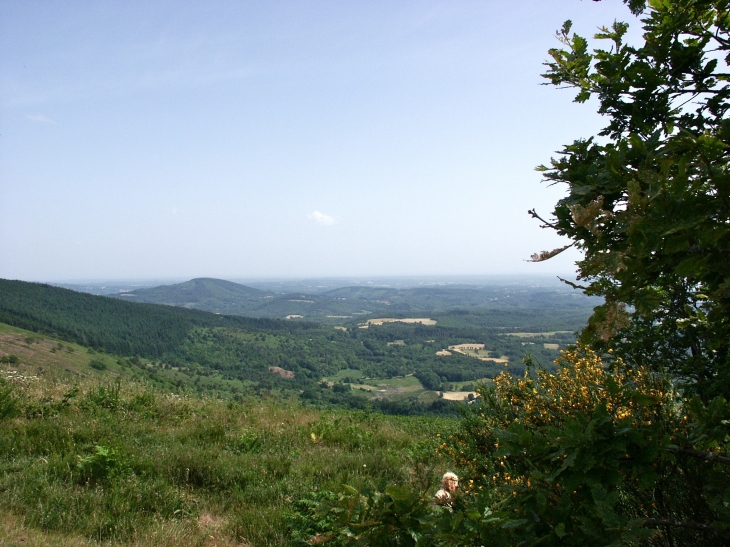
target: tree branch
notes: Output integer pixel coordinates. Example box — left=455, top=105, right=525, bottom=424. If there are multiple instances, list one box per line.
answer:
left=643, top=518, right=730, bottom=537
left=666, top=446, right=730, bottom=466
left=557, top=276, right=588, bottom=290
left=527, top=209, right=557, bottom=228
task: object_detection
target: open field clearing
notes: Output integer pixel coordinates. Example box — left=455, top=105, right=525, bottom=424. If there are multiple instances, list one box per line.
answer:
left=443, top=343, right=509, bottom=364
left=365, top=318, right=436, bottom=326
left=502, top=331, right=573, bottom=338
left=352, top=375, right=425, bottom=395
left=478, top=357, right=509, bottom=364
left=441, top=391, right=476, bottom=401
left=325, top=368, right=363, bottom=382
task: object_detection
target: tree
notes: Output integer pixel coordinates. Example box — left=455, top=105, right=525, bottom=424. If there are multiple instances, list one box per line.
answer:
left=531, top=0, right=730, bottom=400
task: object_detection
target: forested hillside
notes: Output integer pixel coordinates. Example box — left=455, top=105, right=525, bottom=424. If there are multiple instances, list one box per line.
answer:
left=0, top=279, right=309, bottom=357
left=115, top=277, right=273, bottom=311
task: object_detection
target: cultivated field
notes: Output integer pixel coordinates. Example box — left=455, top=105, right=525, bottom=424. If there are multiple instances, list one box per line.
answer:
left=365, top=318, right=437, bottom=326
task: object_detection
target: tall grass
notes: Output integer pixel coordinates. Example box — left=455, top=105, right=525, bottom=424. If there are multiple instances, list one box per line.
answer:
left=0, top=375, right=456, bottom=546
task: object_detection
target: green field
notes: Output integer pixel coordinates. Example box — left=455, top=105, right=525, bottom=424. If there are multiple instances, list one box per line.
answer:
left=0, top=336, right=458, bottom=546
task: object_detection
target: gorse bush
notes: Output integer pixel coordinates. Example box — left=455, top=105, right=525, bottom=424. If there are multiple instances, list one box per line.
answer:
left=296, top=347, right=730, bottom=546
left=444, top=347, right=730, bottom=545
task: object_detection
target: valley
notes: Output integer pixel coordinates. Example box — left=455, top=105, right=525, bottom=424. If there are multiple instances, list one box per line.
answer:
left=0, top=278, right=591, bottom=412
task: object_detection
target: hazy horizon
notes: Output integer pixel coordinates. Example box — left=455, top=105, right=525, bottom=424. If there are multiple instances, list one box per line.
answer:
left=1, top=1, right=642, bottom=281
left=30, top=272, right=580, bottom=286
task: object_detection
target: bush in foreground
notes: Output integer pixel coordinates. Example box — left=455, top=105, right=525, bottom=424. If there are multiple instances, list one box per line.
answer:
left=295, top=347, right=730, bottom=546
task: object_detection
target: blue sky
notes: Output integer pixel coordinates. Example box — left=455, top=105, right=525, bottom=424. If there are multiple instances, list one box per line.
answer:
left=0, top=1, right=640, bottom=281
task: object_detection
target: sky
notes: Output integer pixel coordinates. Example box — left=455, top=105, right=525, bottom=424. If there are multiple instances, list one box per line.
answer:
left=0, top=0, right=642, bottom=282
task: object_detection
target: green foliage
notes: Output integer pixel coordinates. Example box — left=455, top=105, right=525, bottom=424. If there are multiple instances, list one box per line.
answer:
left=225, top=428, right=262, bottom=454
left=82, top=381, right=122, bottom=410
left=288, top=482, right=444, bottom=547
left=536, top=0, right=730, bottom=399
left=0, top=279, right=304, bottom=358
left=0, top=379, right=19, bottom=421
left=302, top=349, right=730, bottom=546
left=88, top=359, right=107, bottom=371
left=76, top=445, right=125, bottom=484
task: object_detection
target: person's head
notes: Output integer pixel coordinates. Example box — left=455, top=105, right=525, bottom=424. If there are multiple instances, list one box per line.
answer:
left=442, top=472, right=459, bottom=493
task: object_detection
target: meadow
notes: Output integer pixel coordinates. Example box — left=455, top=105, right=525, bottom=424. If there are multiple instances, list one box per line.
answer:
left=0, top=370, right=457, bottom=546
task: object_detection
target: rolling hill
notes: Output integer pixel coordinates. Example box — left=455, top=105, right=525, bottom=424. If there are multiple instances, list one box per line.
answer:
left=115, top=277, right=274, bottom=313
left=107, top=277, right=600, bottom=323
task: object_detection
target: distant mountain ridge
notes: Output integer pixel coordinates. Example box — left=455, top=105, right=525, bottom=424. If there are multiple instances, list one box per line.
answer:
left=108, top=277, right=599, bottom=322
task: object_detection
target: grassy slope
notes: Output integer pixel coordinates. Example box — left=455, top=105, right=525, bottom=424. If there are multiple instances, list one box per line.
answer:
left=0, top=327, right=457, bottom=546
left=0, top=322, right=199, bottom=393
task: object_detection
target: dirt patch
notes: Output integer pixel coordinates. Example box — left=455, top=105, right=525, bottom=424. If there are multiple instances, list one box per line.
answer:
left=503, top=331, right=572, bottom=338
left=198, top=512, right=226, bottom=530
left=441, top=391, right=476, bottom=401
left=366, top=318, right=436, bottom=326
left=268, top=366, right=294, bottom=379
left=448, top=343, right=485, bottom=351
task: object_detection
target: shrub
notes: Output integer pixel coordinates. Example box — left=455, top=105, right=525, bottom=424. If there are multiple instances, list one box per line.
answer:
left=226, top=429, right=261, bottom=454
left=89, top=359, right=107, bottom=371
left=303, top=348, right=730, bottom=546
left=76, top=445, right=125, bottom=484
left=0, top=380, right=19, bottom=421
left=438, top=347, right=730, bottom=546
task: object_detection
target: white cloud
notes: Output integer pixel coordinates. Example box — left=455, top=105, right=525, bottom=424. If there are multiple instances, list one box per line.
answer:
left=27, top=113, right=54, bottom=123
left=307, top=211, right=337, bottom=226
